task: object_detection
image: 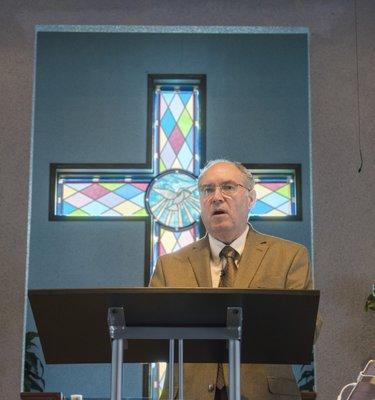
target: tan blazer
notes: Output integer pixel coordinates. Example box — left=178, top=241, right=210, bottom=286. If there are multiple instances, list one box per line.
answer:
left=150, top=227, right=316, bottom=400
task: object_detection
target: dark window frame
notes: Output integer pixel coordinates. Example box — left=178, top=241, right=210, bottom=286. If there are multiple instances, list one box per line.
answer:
left=244, top=163, right=302, bottom=221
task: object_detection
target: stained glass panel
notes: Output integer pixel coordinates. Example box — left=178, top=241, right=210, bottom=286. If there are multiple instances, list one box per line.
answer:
left=54, top=169, right=299, bottom=220
left=159, top=226, right=197, bottom=256
left=250, top=170, right=298, bottom=219
left=146, top=170, right=200, bottom=230
left=155, top=86, right=200, bottom=173
left=55, top=176, right=148, bottom=217
left=150, top=223, right=199, bottom=271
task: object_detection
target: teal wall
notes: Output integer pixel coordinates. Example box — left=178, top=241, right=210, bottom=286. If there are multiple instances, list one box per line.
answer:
left=28, top=31, right=310, bottom=398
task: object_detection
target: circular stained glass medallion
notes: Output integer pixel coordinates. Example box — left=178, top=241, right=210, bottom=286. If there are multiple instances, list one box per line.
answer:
left=145, top=169, right=200, bottom=230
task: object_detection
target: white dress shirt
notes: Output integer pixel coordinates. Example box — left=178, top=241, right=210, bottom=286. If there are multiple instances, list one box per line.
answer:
left=208, top=225, right=249, bottom=287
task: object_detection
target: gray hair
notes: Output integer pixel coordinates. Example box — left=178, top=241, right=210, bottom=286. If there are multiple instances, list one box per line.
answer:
left=198, top=159, right=255, bottom=190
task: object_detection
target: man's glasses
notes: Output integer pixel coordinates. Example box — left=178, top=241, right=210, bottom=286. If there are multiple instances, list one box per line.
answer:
left=198, top=183, right=250, bottom=198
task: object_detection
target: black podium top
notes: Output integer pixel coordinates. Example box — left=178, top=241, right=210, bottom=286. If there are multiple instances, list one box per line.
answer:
left=29, top=287, right=319, bottom=365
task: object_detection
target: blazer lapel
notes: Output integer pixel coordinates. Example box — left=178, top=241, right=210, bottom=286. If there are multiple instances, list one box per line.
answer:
left=234, top=228, right=270, bottom=288
left=188, top=236, right=212, bottom=287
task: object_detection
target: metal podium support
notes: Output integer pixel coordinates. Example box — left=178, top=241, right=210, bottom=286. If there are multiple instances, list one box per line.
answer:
left=108, top=306, right=243, bottom=400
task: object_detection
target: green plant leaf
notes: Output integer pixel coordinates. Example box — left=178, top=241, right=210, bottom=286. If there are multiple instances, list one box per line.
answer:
left=24, top=361, right=37, bottom=375
left=299, top=381, right=314, bottom=391
left=365, top=294, right=375, bottom=312
left=28, top=370, right=44, bottom=383
left=25, top=352, right=41, bottom=367
left=38, top=359, right=45, bottom=376
left=298, top=370, right=314, bottom=382
left=24, top=380, right=31, bottom=392
left=25, top=332, right=39, bottom=342
left=24, top=330, right=45, bottom=393
left=299, top=364, right=310, bottom=372
left=29, top=379, right=44, bottom=392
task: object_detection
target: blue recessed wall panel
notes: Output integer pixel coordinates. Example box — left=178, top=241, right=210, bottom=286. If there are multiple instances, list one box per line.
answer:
left=29, top=30, right=310, bottom=398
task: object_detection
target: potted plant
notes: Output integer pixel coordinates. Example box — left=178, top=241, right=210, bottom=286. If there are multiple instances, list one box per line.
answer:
left=364, top=285, right=375, bottom=312
left=24, top=331, right=45, bottom=392
left=298, top=363, right=317, bottom=399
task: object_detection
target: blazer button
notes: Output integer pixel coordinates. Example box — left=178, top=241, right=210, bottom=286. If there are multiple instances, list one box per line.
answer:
left=208, top=384, right=215, bottom=392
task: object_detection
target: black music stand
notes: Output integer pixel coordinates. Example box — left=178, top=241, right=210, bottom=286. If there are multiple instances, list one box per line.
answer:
left=29, top=288, right=320, bottom=400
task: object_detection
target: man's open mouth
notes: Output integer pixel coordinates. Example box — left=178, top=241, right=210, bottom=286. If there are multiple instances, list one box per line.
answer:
left=212, top=210, right=226, bottom=216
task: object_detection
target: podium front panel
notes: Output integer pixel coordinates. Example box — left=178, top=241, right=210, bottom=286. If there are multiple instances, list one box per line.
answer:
left=29, top=288, right=319, bottom=364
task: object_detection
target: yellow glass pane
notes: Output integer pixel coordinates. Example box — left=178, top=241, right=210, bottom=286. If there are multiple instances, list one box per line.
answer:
left=266, top=209, right=286, bottom=217
left=160, top=229, right=177, bottom=254
left=186, top=95, right=194, bottom=119
left=254, top=184, right=273, bottom=199
left=114, top=201, right=142, bottom=216
left=62, top=185, right=76, bottom=199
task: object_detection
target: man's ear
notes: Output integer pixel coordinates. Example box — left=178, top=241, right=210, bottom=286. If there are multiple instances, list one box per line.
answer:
left=248, top=189, right=257, bottom=209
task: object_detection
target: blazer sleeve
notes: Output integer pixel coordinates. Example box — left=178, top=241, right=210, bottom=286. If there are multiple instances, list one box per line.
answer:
left=286, top=244, right=322, bottom=341
left=285, top=245, right=312, bottom=290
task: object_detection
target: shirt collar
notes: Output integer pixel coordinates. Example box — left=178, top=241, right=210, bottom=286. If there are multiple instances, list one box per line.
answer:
left=208, top=225, right=249, bottom=263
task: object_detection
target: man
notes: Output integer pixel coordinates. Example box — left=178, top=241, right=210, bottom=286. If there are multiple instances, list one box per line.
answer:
left=150, top=160, right=316, bottom=400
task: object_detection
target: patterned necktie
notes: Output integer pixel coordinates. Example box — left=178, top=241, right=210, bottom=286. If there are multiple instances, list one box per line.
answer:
left=219, top=245, right=239, bottom=288
left=216, top=245, right=239, bottom=390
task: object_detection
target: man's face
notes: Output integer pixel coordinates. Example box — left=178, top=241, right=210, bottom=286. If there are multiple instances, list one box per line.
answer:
left=199, top=163, right=256, bottom=243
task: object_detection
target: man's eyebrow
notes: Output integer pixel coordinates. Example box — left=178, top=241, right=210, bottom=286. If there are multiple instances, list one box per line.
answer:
left=201, top=180, right=237, bottom=186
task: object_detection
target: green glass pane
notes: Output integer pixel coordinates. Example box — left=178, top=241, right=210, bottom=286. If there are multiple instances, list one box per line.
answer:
left=159, top=158, right=167, bottom=173
left=277, top=184, right=291, bottom=199
left=69, top=209, right=89, bottom=217
left=134, top=209, right=148, bottom=217
left=177, top=109, right=193, bottom=137
left=100, top=183, right=125, bottom=191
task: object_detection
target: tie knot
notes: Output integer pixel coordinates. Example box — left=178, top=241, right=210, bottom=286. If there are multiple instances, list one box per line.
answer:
left=219, top=245, right=239, bottom=260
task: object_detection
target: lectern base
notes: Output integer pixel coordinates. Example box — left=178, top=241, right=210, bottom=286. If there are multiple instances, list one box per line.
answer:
left=108, top=307, right=243, bottom=400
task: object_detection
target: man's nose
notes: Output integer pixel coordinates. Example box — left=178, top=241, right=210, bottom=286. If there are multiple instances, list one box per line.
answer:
left=211, top=186, right=224, bottom=202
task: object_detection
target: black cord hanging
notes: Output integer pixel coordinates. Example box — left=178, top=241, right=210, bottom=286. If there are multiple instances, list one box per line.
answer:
left=354, top=0, right=364, bottom=173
